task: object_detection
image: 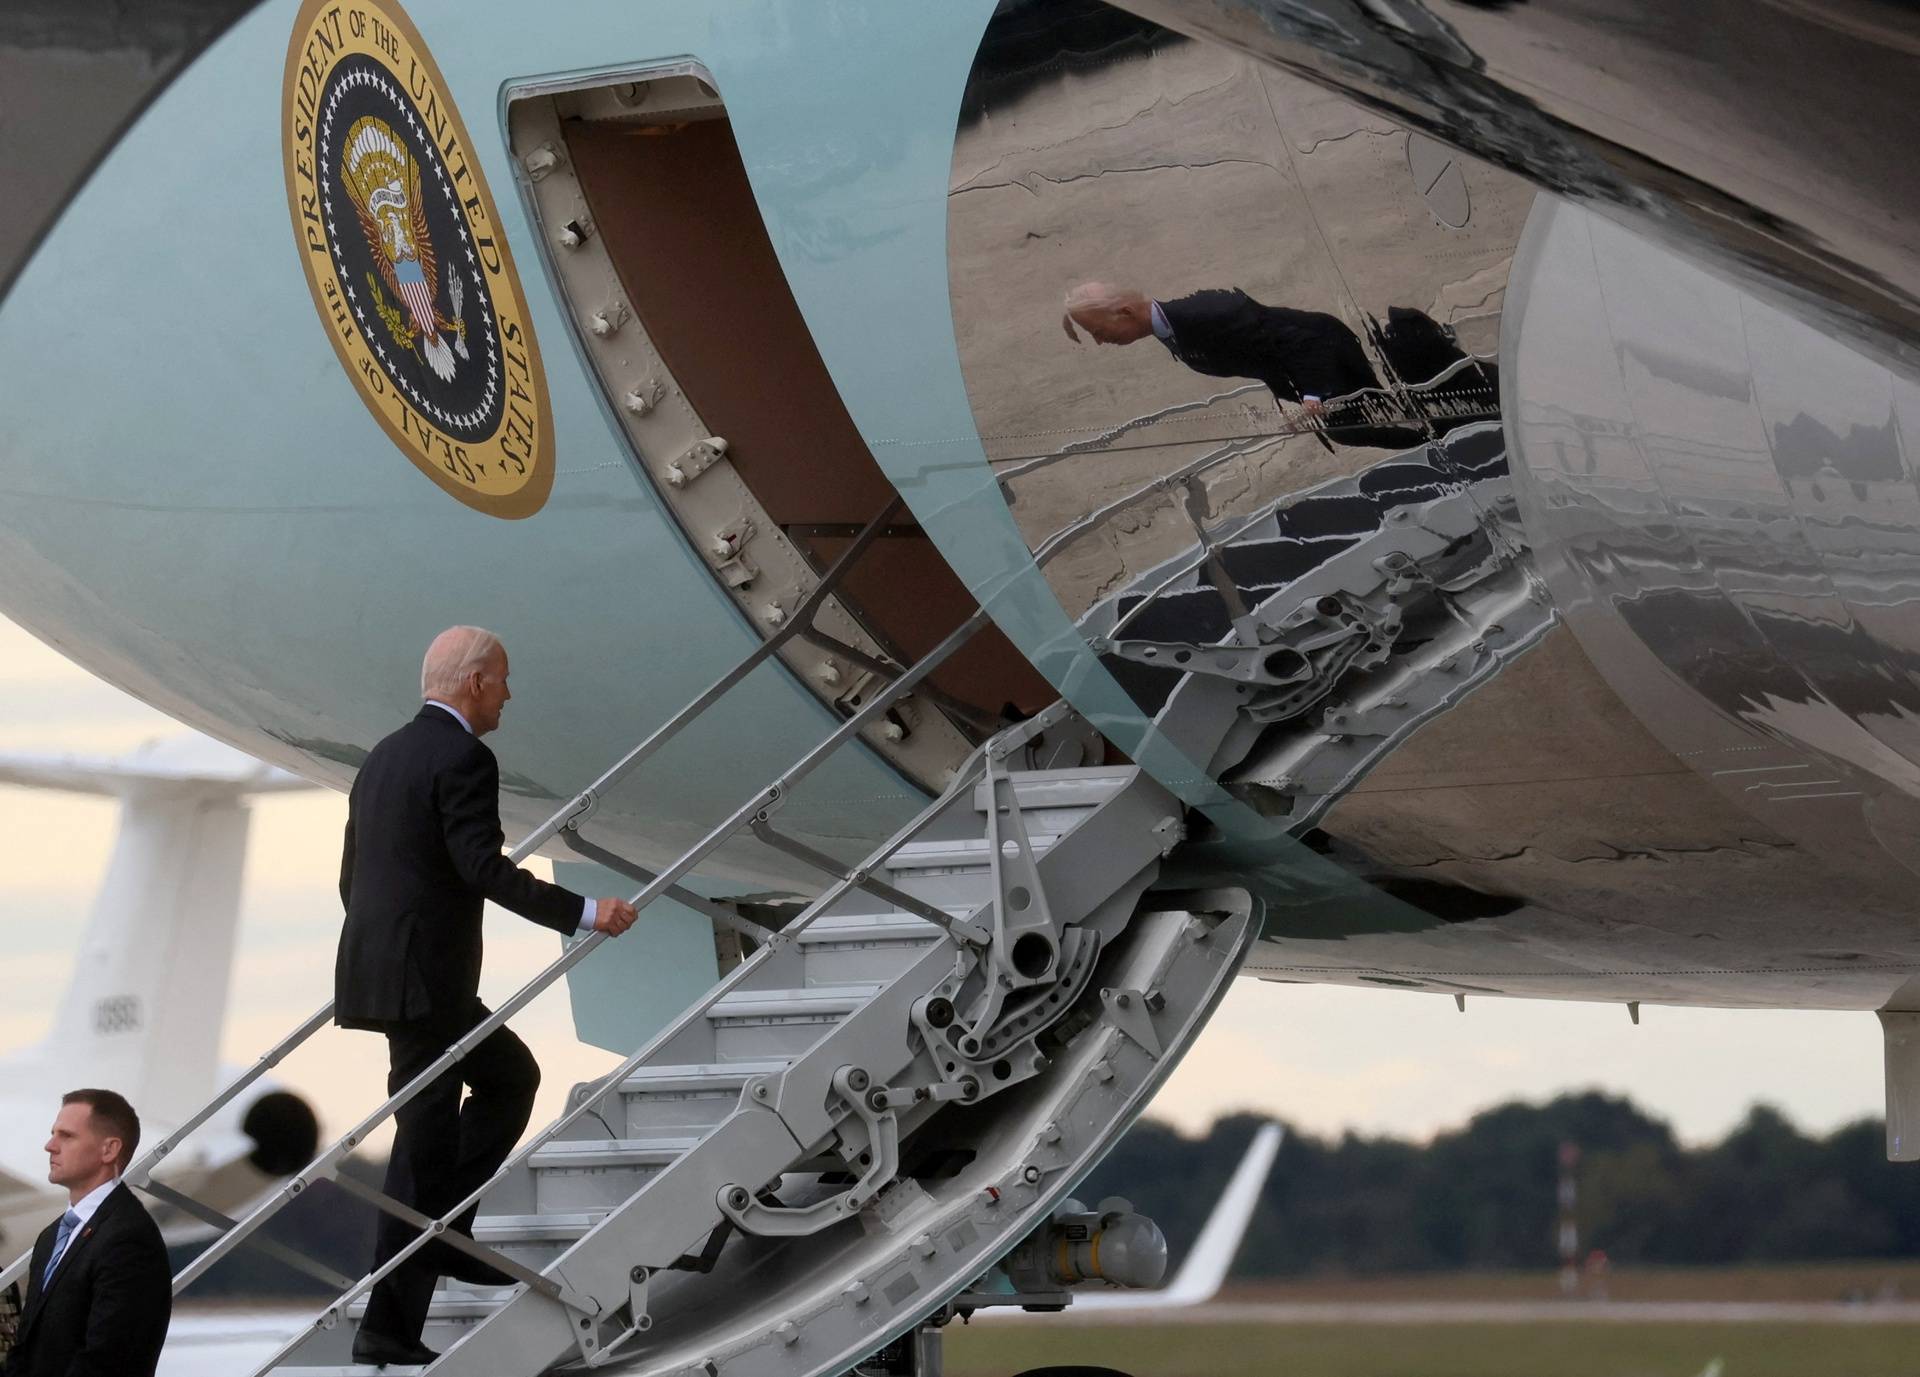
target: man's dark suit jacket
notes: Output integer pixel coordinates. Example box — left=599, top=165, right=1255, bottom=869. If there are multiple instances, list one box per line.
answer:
left=335, top=704, right=586, bottom=1031
left=1156, top=288, right=1383, bottom=405
left=1, top=1184, right=170, bottom=1377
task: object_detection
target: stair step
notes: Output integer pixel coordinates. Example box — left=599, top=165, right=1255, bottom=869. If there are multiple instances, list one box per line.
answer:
left=527, top=1133, right=700, bottom=1210
left=472, top=1211, right=604, bottom=1243
left=617, top=1060, right=788, bottom=1096
left=797, top=913, right=947, bottom=983
left=795, top=914, right=944, bottom=944
left=707, top=983, right=880, bottom=1019
left=346, top=1295, right=505, bottom=1322
left=970, top=768, right=1133, bottom=812
left=612, top=1059, right=784, bottom=1134
left=797, top=911, right=948, bottom=941
left=707, top=982, right=881, bottom=1059
left=530, top=1135, right=701, bottom=1169
left=804, top=903, right=977, bottom=935
left=886, top=835, right=1063, bottom=872
left=468, top=1211, right=603, bottom=1270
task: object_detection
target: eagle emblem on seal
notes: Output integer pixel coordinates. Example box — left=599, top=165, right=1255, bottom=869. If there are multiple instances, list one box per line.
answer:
left=338, top=114, right=469, bottom=382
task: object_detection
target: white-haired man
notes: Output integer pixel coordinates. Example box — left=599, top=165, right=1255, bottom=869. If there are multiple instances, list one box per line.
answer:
left=334, top=626, right=637, bottom=1366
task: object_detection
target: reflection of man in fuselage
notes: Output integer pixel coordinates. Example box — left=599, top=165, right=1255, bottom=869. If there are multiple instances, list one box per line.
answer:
left=1062, top=282, right=1425, bottom=451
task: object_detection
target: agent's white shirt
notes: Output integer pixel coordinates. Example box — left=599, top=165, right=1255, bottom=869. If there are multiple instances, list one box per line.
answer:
left=66, top=1175, right=117, bottom=1224
left=424, top=700, right=596, bottom=933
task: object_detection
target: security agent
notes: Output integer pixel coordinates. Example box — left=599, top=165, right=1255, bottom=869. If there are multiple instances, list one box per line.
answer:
left=2, top=1090, right=170, bottom=1377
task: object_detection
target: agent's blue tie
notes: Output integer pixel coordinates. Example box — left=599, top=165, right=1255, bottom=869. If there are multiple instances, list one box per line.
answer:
left=42, top=1210, right=80, bottom=1286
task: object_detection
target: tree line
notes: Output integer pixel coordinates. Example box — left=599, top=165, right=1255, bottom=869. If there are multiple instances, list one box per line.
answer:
left=1081, top=1094, right=1920, bottom=1275
left=175, top=1092, right=1920, bottom=1294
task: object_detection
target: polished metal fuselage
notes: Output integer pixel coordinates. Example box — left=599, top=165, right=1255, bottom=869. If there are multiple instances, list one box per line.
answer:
left=945, top=2, right=1920, bottom=1009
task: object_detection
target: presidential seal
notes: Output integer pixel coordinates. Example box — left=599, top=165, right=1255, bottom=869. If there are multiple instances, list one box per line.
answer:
left=283, top=0, right=553, bottom=517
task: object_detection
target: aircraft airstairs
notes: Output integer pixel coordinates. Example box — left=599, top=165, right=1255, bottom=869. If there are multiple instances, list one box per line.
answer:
left=270, top=741, right=1253, bottom=1377
left=0, top=504, right=1261, bottom=1377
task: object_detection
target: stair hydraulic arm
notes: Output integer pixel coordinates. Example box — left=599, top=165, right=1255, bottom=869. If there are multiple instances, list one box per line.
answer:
left=954, top=751, right=1066, bottom=1046
left=717, top=1065, right=901, bottom=1237
left=465, top=784, right=1238, bottom=1377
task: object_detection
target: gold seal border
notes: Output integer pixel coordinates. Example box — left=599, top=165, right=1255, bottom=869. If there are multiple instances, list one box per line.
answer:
left=282, top=0, right=555, bottom=519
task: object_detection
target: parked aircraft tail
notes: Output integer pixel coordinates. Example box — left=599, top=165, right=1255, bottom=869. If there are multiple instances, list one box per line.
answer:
left=1071, top=1120, right=1284, bottom=1311
left=0, top=736, right=311, bottom=1138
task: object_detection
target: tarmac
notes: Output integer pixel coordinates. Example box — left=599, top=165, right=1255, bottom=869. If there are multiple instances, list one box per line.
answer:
left=152, top=1295, right=1920, bottom=1375
left=1029, top=1299, right=1920, bottom=1325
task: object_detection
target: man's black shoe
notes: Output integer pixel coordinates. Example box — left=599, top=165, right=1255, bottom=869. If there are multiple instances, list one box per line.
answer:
left=351, top=1328, right=439, bottom=1368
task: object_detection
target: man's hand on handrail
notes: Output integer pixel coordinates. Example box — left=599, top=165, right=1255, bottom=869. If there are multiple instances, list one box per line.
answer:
left=593, top=897, right=639, bottom=936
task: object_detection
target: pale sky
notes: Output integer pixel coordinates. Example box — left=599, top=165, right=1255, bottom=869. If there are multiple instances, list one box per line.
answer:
left=0, top=614, right=1889, bottom=1154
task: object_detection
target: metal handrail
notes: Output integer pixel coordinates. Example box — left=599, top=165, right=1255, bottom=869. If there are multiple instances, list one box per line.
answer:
left=1015, top=375, right=1513, bottom=675
left=1029, top=434, right=1283, bottom=571
left=243, top=696, right=1075, bottom=1377
left=1001, top=360, right=1497, bottom=493
left=1097, top=387, right=1505, bottom=646
left=171, top=601, right=996, bottom=1296
left=1019, top=363, right=1502, bottom=579
left=0, top=497, right=909, bottom=1297
left=994, top=382, right=1267, bottom=483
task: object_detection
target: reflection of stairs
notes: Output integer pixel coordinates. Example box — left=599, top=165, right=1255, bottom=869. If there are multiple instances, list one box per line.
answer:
left=270, top=752, right=1258, bottom=1376
left=1078, top=422, right=1552, bottom=832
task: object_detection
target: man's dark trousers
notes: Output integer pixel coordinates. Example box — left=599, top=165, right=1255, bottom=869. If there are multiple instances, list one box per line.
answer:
left=336, top=704, right=586, bottom=1343
left=362, top=1000, right=539, bottom=1341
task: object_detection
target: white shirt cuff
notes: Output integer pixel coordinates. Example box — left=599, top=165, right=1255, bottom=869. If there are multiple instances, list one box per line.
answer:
left=579, top=896, right=597, bottom=933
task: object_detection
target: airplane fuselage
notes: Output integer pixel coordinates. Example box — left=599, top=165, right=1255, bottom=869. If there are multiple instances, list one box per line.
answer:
left=5, top=0, right=1920, bottom=1019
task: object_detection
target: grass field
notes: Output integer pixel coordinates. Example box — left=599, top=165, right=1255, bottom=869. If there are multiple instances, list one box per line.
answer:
left=1217, top=1260, right=1920, bottom=1305
left=945, top=1320, right=1920, bottom=1377
left=942, top=1265, right=1920, bottom=1376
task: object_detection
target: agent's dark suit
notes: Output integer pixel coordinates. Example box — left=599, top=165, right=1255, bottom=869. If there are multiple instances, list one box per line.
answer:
left=1155, top=288, right=1425, bottom=451
left=336, top=703, right=587, bottom=1344
left=1, top=1185, right=170, bottom=1377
